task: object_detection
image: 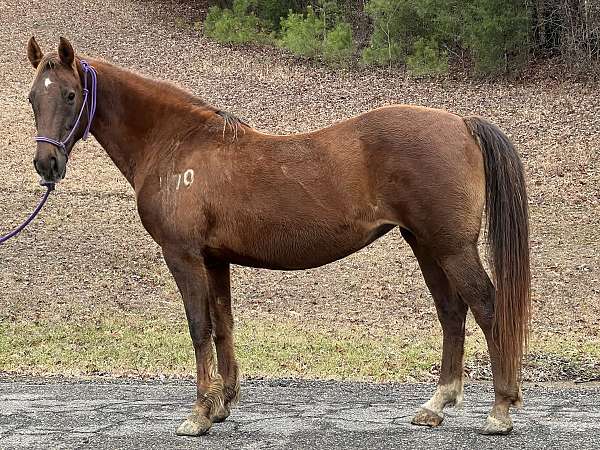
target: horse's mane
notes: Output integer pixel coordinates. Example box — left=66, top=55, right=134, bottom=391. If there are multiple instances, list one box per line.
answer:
left=164, top=88, right=248, bottom=141
left=123, top=66, right=250, bottom=141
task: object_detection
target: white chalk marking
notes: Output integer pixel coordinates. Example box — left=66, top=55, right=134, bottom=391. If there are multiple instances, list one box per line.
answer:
left=163, top=169, right=195, bottom=191
left=183, top=169, right=194, bottom=187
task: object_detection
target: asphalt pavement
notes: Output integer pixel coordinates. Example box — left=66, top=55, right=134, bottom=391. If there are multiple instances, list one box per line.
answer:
left=1, top=377, right=599, bottom=449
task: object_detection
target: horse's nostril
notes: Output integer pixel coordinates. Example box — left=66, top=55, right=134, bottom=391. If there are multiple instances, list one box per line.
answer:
left=33, top=158, right=41, bottom=175
left=50, top=156, right=58, bottom=173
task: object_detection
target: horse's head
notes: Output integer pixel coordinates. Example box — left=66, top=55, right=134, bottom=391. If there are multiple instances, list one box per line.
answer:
left=27, top=36, right=86, bottom=183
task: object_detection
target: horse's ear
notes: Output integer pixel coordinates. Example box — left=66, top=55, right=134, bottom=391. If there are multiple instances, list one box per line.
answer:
left=27, top=36, right=43, bottom=69
left=58, top=37, right=74, bottom=66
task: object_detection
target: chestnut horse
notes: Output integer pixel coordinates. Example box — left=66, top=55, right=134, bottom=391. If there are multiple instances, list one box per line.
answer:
left=26, top=37, right=530, bottom=436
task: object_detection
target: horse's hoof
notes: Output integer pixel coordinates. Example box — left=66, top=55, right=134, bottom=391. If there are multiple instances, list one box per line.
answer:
left=211, top=405, right=230, bottom=423
left=479, top=414, right=513, bottom=435
left=411, top=407, right=444, bottom=427
left=175, top=414, right=212, bottom=436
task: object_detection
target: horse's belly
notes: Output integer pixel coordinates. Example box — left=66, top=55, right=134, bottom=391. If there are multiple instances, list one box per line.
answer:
left=207, top=222, right=396, bottom=270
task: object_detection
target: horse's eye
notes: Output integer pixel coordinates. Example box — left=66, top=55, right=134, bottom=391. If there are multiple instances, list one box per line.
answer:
left=67, top=92, right=75, bottom=101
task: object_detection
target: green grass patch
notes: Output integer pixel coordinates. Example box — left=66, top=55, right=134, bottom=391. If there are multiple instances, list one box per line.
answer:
left=1, top=316, right=598, bottom=382
left=237, top=320, right=440, bottom=381
left=0, top=318, right=193, bottom=377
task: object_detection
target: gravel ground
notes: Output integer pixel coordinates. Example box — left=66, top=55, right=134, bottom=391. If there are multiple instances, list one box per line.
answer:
left=0, top=1, right=599, bottom=379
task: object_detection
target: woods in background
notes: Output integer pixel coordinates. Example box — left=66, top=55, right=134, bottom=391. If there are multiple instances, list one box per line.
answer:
left=204, top=0, right=600, bottom=74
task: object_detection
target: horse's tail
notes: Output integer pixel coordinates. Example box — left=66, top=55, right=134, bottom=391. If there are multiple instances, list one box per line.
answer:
left=464, top=116, right=531, bottom=386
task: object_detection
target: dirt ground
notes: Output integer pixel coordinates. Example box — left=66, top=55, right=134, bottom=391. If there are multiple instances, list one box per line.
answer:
left=0, top=1, right=599, bottom=379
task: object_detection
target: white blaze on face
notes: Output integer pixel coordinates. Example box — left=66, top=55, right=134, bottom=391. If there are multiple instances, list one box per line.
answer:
left=44, top=77, right=53, bottom=89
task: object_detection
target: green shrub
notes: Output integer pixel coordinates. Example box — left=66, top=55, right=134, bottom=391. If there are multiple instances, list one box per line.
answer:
left=361, top=0, right=529, bottom=73
left=361, top=0, right=409, bottom=66
left=318, top=0, right=345, bottom=29
left=462, top=0, right=530, bottom=73
left=254, top=0, right=302, bottom=29
left=362, top=0, right=461, bottom=67
left=406, top=37, right=448, bottom=75
left=323, top=21, right=354, bottom=63
left=279, top=6, right=325, bottom=58
left=203, top=0, right=532, bottom=74
left=204, top=0, right=269, bottom=44
left=279, top=4, right=354, bottom=63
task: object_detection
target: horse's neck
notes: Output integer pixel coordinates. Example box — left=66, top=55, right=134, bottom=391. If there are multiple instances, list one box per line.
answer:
left=88, top=60, right=208, bottom=189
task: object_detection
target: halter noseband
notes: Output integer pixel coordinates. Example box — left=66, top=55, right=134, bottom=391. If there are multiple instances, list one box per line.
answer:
left=34, top=60, right=97, bottom=159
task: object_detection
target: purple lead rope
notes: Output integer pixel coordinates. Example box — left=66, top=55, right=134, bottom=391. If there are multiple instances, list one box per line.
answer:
left=0, top=182, right=54, bottom=244
left=1, top=60, right=97, bottom=244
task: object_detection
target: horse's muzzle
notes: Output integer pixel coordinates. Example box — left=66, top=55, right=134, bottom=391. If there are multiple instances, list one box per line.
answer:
left=33, top=153, right=65, bottom=183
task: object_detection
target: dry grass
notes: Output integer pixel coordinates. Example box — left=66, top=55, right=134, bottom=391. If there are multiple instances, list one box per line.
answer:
left=0, top=0, right=598, bottom=382
left=1, top=315, right=598, bottom=382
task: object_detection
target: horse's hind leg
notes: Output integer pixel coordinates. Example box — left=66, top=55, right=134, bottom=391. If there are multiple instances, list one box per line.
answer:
left=402, top=229, right=468, bottom=427
left=163, top=250, right=225, bottom=436
left=207, top=262, right=240, bottom=423
left=438, top=245, right=519, bottom=435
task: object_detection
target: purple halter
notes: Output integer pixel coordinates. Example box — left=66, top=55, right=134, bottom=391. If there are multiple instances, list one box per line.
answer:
left=34, top=60, right=97, bottom=158
left=0, top=60, right=97, bottom=244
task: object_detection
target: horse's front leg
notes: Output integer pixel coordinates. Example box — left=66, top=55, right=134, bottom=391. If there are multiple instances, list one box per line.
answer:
left=163, top=249, right=224, bottom=436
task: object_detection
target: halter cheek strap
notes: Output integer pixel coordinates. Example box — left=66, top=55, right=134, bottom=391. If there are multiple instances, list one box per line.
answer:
left=34, top=60, right=98, bottom=159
